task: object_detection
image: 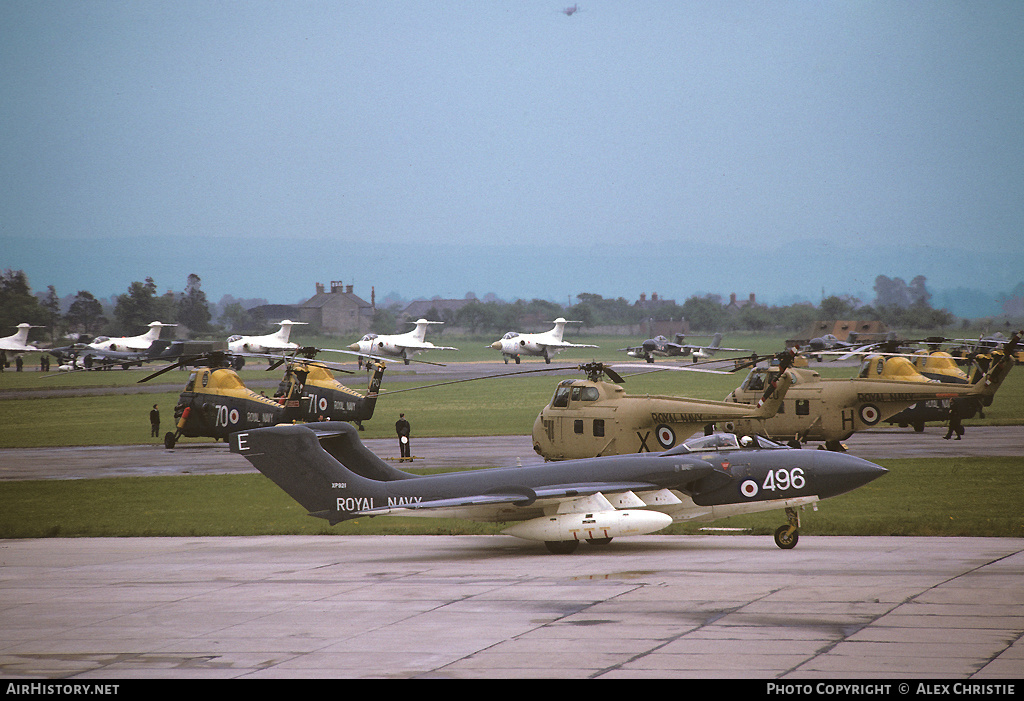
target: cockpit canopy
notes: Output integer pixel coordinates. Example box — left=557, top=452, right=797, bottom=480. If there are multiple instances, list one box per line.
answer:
left=663, top=432, right=786, bottom=455
left=550, top=380, right=601, bottom=408
left=501, top=332, right=520, bottom=340
left=359, top=334, right=378, bottom=342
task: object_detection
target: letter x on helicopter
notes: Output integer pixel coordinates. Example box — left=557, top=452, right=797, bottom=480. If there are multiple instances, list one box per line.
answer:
left=229, top=418, right=886, bottom=553
left=138, top=344, right=442, bottom=449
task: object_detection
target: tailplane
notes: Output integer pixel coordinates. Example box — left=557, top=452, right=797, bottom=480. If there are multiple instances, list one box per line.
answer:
left=229, top=422, right=408, bottom=524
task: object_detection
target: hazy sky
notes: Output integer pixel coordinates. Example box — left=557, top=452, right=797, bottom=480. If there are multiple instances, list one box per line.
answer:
left=3, top=1, right=1022, bottom=310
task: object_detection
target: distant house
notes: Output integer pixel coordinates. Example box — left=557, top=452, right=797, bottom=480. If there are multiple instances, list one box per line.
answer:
left=299, top=282, right=374, bottom=335
left=634, top=293, right=687, bottom=337
left=634, top=292, right=676, bottom=310
left=725, top=293, right=760, bottom=313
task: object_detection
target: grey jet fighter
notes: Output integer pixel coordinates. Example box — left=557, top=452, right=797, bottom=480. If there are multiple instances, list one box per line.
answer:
left=230, top=421, right=886, bottom=553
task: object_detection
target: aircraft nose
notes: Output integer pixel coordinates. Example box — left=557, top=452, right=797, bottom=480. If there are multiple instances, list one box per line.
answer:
left=348, top=343, right=360, bottom=352
left=490, top=341, right=502, bottom=350
left=814, top=452, right=888, bottom=498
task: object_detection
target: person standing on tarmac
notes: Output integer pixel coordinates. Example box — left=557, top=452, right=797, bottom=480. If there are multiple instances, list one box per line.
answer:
left=396, top=413, right=411, bottom=462
left=150, top=404, right=160, bottom=438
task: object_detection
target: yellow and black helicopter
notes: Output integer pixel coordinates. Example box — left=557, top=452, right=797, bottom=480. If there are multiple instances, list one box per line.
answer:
left=139, top=346, right=406, bottom=449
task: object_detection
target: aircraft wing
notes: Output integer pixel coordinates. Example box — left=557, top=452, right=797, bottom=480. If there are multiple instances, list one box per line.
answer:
left=347, top=481, right=684, bottom=518
left=539, top=341, right=599, bottom=350
left=400, top=342, right=459, bottom=351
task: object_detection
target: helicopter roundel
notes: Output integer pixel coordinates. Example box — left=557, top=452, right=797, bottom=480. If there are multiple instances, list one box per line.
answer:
left=655, top=424, right=676, bottom=449
left=229, top=408, right=240, bottom=424
left=859, top=403, right=881, bottom=426
left=319, top=397, right=328, bottom=412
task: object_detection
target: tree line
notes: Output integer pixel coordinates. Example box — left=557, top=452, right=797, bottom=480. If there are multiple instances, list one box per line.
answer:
left=0, top=268, right=977, bottom=345
left=413, top=276, right=959, bottom=335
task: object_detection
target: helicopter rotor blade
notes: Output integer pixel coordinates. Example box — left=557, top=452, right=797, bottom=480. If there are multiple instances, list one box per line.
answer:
left=137, top=357, right=196, bottom=383
left=377, top=366, right=577, bottom=395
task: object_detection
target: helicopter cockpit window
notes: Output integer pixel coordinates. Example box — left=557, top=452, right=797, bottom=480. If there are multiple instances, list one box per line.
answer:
left=185, top=372, right=197, bottom=392
left=744, top=371, right=766, bottom=392
left=552, top=385, right=571, bottom=408
left=580, top=386, right=599, bottom=401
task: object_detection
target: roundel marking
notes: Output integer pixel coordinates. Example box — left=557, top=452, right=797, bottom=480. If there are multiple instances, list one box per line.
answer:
left=740, top=480, right=759, bottom=498
left=859, top=403, right=880, bottom=426
left=655, top=424, right=676, bottom=449
left=228, top=408, right=240, bottom=424
left=319, top=397, right=328, bottom=412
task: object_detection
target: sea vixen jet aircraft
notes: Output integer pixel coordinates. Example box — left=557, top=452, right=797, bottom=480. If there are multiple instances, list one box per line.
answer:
left=621, top=332, right=751, bottom=363
left=230, top=421, right=886, bottom=553
left=490, top=318, right=598, bottom=364
left=349, top=319, right=457, bottom=365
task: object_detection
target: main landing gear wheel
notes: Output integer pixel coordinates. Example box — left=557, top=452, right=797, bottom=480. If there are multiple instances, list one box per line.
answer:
left=545, top=540, right=579, bottom=554
left=774, top=525, right=799, bottom=549
left=163, top=432, right=177, bottom=449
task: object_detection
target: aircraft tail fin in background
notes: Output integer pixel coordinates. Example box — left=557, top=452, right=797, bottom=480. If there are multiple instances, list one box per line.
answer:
left=274, top=320, right=307, bottom=344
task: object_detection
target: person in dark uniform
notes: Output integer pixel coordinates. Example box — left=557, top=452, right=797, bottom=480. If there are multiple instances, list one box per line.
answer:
left=944, top=400, right=964, bottom=440
left=150, top=404, right=160, bottom=438
left=395, top=413, right=411, bottom=462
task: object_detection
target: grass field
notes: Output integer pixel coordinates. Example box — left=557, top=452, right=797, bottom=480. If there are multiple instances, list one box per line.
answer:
left=1, top=457, right=1020, bottom=539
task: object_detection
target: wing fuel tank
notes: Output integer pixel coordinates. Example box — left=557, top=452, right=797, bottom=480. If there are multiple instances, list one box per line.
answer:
left=502, top=509, right=673, bottom=542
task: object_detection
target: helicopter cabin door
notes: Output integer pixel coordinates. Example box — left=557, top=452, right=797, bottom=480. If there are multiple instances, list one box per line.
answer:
left=549, top=382, right=618, bottom=458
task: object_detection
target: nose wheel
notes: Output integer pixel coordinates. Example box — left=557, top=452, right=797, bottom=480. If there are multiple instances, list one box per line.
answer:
left=774, top=507, right=800, bottom=549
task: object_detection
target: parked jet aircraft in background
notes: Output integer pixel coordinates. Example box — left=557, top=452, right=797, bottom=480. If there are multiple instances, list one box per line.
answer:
left=85, top=321, right=176, bottom=352
left=621, top=332, right=751, bottom=363
left=0, top=323, right=44, bottom=353
left=230, top=420, right=887, bottom=553
left=228, top=320, right=307, bottom=354
left=490, top=318, right=598, bottom=364
left=350, top=319, right=457, bottom=365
